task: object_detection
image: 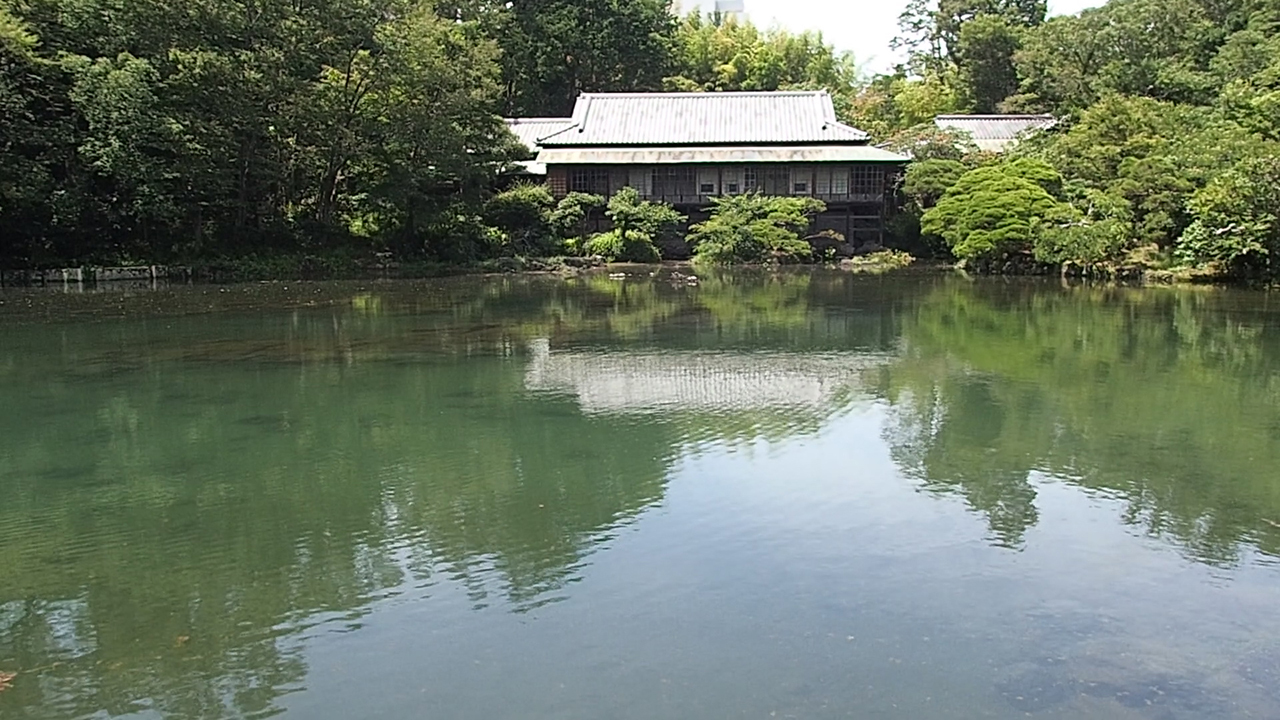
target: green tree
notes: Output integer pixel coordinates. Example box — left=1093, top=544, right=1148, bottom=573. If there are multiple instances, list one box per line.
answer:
left=548, top=192, right=607, bottom=249
left=484, top=182, right=557, bottom=254
left=687, top=194, right=823, bottom=264
left=1013, top=0, right=1221, bottom=112
left=956, top=14, right=1023, bottom=112
left=1178, top=156, right=1280, bottom=277
left=902, top=159, right=969, bottom=209
left=496, top=0, right=677, bottom=117
left=896, top=0, right=1046, bottom=72
left=663, top=12, right=860, bottom=117
left=1027, top=95, right=1267, bottom=249
left=920, top=159, right=1076, bottom=261
left=586, top=187, right=684, bottom=262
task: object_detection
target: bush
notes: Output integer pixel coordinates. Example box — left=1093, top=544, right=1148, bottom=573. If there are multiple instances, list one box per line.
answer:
left=902, top=159, right=968, bottom=210
left=548, top=192, right=607, bottom=248
left=607, top=188, right=685, bottom=250
left=575, top=188, right=683, bottom=263
left=1033, top=188, right=1133, bottom=267
left=483, top=183, right=556, bottom=255
left=921, top=159, right=1077, bottom=262
left=585, top=229, right=662, bottom=263
left=1176, top=157, right=1280, bottom=278
left=687, top=194, right=823, bottom=264
left=418, top=209, right=506, bottom=263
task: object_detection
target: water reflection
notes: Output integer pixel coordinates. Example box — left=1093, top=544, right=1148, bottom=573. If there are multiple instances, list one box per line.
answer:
left=875, top=281, right=1280, bottom=563
left=1, top=271, right=1279, bottom=719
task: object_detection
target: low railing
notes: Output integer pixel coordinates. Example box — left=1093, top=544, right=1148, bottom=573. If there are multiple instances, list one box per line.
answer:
left=636, top=192, right=885, bottom=206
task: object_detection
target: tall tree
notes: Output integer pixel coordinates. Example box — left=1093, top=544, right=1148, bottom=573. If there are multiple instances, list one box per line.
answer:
left=956, top=14, right=1022, bottom=111
left=662, top=12, right=860, bottom=120
left=896, top=0, right=1046, bottom=71
left=497, top=0, right=677, bottom=117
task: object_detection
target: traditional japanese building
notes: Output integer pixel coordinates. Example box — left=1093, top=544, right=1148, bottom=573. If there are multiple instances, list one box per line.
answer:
left=508, top=91, right=908, bottom=245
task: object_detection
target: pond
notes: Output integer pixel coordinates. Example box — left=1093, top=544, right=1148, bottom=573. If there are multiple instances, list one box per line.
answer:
left=1, top=269, right=1279, bottom=719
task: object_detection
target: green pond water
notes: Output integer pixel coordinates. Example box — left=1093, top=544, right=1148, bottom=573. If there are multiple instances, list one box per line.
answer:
left=1, top=269, right=1279, bottom=719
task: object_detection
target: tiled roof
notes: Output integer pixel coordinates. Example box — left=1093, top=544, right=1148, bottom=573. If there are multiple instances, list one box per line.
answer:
left=536, top=145, right=908, bottom=165
left=538, top=91, right=870, bottom=147
left=934, top=114, right=1057, bottom=152
left=504, top=118, right=574, bottom=151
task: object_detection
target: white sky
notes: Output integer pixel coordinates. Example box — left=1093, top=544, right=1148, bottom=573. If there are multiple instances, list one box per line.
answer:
left=680, top=0, right=1104, bottom=74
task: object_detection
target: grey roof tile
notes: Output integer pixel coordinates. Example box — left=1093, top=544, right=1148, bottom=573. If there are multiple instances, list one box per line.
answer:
left=934, top=114, right=1057, bottom=152
left=538, top=91, right=870, bottom=146
left=504, top=118, right=574, bottom=151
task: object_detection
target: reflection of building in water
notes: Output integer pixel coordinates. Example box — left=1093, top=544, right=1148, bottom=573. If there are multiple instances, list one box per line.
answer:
left=524, top=338, right=877, bottom=416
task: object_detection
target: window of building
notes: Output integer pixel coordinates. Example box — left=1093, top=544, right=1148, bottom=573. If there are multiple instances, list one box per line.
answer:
left=700, top=182, right=716, bottom=194
left=743, top=167, right=759, bottom=192
left=727, top=182, right=740, bottom=194
left=850, top=166, right=884, bottom=197
left=831, top=168, right=849, bottom=196
left=793, top=181, right=809, bottom=194
left=815, top=169, right=831, bottom=196
left=764, top=168, right=791, bottom=195
left=814, top=167, right=850, bottom=196
left=651, top=167, right=697, bottom=198
left=570, top=168, right=610, bottom=195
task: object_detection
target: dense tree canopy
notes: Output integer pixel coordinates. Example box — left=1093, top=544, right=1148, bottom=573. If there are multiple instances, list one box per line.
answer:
left=3, top=0, right=1280, bottom=279
left=871, top=0, right=1280, bottom=279
left=0, top=0, right=521, bottom=268
left=0, top=1, right=865, bottom=270
left=663, top=13, right=859, bottom=113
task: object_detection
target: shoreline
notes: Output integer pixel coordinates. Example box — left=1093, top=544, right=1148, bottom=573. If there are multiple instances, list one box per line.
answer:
left=0, top=255, right=1261, bottom=289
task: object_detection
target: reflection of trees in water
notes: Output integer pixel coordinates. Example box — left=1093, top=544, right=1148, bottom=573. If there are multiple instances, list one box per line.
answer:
left=877, top=280, right=1280, bottom=563
left=7, top=271, right=1279, bottom=716
left=0, top=334, right=672, bottom=717
left=883, top=378, right=1042, bottom=548
left=0, top=269, right=921, bottom=717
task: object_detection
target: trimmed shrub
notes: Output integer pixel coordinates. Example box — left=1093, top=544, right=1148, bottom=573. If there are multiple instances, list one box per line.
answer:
left=687, top=194, right=824, bottom=264
left=585, top=229, right=661, bottom=263
left=582, top=188, right=684, bottom=263
left=921, top=159, right=1077, bottom=262
left=483, top=183, right=556, bottom=254
left=549, top=192, right=607, bottom=250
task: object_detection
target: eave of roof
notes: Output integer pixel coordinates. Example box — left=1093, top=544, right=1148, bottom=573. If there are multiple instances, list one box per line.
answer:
left=504, top=117, right=574, bottom=151
left=536, top=145, right=909, bottom=165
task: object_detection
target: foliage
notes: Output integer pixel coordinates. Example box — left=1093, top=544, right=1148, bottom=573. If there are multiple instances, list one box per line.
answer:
left=582, top=188, right=682, bottom=263
left=842, top=249, right=917, bottom=273
left=1177, top=156, right=1280, bottom=275
left=1027, top=96, right=1271, bottom=249
left=491, top=0, right=677, bottom=117
left=956, top=14, right=1024, bottom=112
left=484, top=183, right=556, bottom=254
left=902, top=159, right=969, bottom=209
left=605, top=187, right=685, bottom=247
left=0, top=0, right=521, bottom=268
left=548, top=192, right=607, bottom=249
left=584, top=229, right=661, bottom=263
left=920, top=159, right=1076, bottom=261
left=1032, top=188, right=1133, bottom=267
left=664, top=12, right=859, bottom=117
left=687, top=194, right=823, bottom=264
left=847, top=72, right=964, bottom=139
